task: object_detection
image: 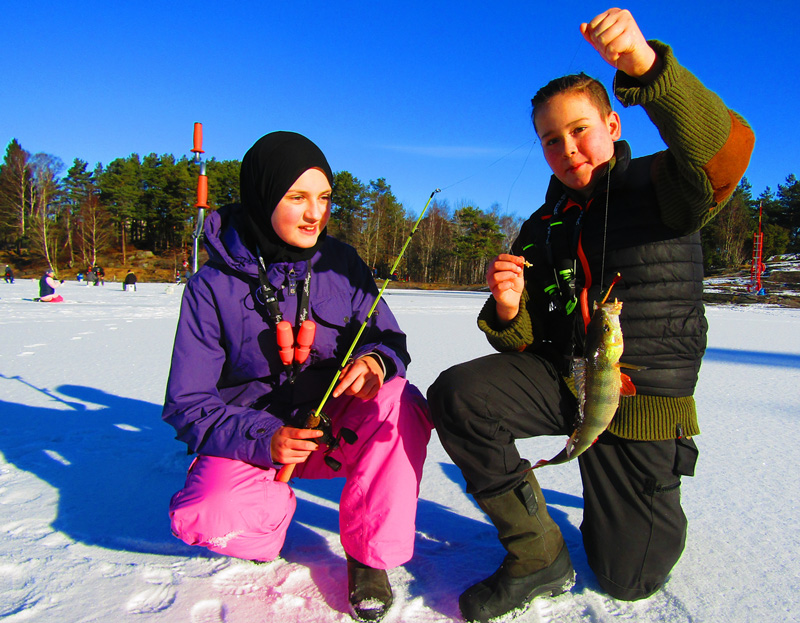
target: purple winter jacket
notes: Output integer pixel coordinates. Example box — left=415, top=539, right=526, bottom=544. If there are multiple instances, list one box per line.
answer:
left=162, top=204, right=410, bottom=469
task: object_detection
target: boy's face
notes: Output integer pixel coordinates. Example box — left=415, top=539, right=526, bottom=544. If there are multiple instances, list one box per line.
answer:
left=535, top=92, right=621, bottom=197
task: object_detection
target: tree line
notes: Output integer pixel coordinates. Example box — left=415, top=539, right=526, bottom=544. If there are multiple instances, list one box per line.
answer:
left=1, top=138, right=798, bottom=282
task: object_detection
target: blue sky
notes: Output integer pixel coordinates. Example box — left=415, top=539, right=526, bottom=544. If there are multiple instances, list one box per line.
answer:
left=2, top=1, right=796, bottom=218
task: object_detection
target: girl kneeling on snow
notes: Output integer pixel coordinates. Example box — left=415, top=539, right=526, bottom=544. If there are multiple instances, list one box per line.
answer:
left=162, top=132, right=432, bottom=622
left=39, top=269, right=63, bottom=302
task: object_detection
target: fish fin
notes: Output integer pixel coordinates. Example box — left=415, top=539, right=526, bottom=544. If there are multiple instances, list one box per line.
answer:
left=565, top=431, right=579, bottom=457
left=619, top=362, right=648, bottom=370
left=572, top=357, right=587, bottom=418
left=533, top=447, right=570, bottom=468
left=620, top=373, right=637, bottom=396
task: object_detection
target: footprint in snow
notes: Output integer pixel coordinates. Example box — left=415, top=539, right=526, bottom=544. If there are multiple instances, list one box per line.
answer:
left=97, top=561, right=133, bottom=579
left=173, top=556, right=230, bottom=579
left=212, top=563, right=271, bottom=596
left=126, top=583, right=176, bottom=614
left=594, top=594, right=637, bottom=619
left=126, top=566, right=177, bottom=615
left=535, top=589, right=577, bottom=623
left=0, top=561, right=42, bottom=618
left=190, top=599, right=227, bottom=623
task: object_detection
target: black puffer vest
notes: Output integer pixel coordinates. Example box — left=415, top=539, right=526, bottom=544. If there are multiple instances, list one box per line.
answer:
left=513, top=141, right=707, bottom=397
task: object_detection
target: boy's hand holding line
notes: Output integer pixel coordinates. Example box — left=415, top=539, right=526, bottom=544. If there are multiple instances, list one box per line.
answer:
left=580, top=8, right=662, bottom=82
left=487, top=254, right=527, bottom=325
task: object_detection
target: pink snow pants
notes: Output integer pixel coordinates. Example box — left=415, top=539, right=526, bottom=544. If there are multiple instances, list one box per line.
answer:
left=169, top=377, right=432, bottom=569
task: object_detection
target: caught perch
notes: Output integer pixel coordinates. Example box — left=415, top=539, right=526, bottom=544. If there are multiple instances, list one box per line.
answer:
left=533, top=279, right=638, bottom=468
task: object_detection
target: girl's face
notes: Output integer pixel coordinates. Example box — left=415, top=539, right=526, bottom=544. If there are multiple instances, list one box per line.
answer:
left=535, top=91, right=621, bottom=197
left=270, top=167, right=332, bottom=248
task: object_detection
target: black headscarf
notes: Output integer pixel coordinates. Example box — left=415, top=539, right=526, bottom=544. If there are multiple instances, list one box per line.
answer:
left=240, top=131, right=333, bottom=263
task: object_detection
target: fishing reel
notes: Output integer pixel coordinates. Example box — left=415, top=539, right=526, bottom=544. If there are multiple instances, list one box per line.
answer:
left=301, top=410, right=358, bottom=472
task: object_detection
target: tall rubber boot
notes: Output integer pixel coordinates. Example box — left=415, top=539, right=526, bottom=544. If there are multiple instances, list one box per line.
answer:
left=459, top=471, right=575, bottom=622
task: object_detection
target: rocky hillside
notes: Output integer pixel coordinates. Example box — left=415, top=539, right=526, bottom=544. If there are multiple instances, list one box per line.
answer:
left=0, top=247, right=209, bottom=285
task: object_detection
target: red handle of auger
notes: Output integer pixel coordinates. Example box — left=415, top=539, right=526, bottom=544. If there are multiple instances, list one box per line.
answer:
left=192, top=122, right=204, bottom=154
left=196, top=173, right=208, bottom=209
left=276, top=320, right=295, bottom=367
left=294, top=320, right=316, bottom=364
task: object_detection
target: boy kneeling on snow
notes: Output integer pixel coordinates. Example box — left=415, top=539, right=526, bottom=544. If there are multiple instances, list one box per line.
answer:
left=428, top=8, right=754, bottom=622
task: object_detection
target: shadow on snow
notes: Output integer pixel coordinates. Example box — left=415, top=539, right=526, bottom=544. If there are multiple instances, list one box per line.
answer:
left=704, top=347, right=800, bottom=369
left=0, top=377, right=596, bottom=618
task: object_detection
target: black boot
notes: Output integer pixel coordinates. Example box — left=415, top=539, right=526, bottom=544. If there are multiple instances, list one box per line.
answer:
left=460, top=472, right=575, bottom=622
left=346, top=554, right=393, bottom=621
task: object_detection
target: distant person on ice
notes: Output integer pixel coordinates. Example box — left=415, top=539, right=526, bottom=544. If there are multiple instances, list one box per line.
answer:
left=427, top=8, right=754, bottom=622
left=4, top=265, right=14, bottom=283
left=123, top=269, right=137, bottom=291
left=162, top=131, right=432, bottom=622
left=39, top=269, right=63, bottom=303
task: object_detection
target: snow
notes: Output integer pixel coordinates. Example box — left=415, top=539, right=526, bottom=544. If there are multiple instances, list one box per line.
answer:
left=1, top=279, right=799, bottom=622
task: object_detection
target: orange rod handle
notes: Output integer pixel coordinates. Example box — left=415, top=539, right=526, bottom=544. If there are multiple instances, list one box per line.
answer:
left=276, top=463, right=295, bottom=482
left=192, top=122, right=204, bottom=154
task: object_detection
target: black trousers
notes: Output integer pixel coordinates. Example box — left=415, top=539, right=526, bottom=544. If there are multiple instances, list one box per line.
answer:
left=427, top=351, right=699, bottom=601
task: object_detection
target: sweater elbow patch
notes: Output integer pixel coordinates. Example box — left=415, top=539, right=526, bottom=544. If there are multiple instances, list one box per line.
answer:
left=702, top=111, right=756, bottom=204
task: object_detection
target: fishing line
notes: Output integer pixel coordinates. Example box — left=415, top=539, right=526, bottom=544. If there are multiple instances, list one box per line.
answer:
left=438, top=36, right=584, bottom=210
left=599, top=61, right=618, bottom=294
left=505, top=139, right=538, bottom=214
left=438, top=138, right=536, bottom=194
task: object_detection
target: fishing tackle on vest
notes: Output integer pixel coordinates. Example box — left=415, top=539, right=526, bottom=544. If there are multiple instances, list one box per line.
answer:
left=276, top=188, right=442, bottom=483
left=543, top=261, right=578, bottom=315
left=276, top=319, right=316, bottom=367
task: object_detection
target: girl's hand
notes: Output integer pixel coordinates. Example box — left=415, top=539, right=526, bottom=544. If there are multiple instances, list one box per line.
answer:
left=333, top=355, right=384, bottom=400
left=580, top=8, right=661, bottom=82
left=270, top=426, right=324, bottom=464
left=487, top=254, right=526, bottom=325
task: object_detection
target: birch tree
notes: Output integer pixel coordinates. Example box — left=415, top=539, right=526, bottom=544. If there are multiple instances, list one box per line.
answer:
left=29, top=153, right=64, bottom=271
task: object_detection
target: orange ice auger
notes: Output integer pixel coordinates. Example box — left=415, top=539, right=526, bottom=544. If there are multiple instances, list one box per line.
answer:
left=191, top=122, right=209, bottom=275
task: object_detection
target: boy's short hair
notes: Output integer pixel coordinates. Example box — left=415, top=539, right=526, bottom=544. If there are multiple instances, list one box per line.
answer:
left=531, top=73, right=612, bottom=132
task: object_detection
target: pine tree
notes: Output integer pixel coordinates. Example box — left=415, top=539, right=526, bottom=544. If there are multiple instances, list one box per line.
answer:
left=0, top=139, right=32, bottom=250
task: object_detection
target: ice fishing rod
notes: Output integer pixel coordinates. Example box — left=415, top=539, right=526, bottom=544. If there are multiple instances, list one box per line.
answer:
left=276, top=187, right=441, bottom=482
left=191, top=123, right=209, bottom=275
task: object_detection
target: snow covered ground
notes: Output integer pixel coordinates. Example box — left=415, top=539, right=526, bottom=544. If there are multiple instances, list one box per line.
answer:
left=1, top=279, right=798, bottom=622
